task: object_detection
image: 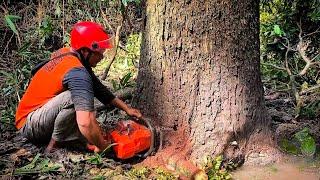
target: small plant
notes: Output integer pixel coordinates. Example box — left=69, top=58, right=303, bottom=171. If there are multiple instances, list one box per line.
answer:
left=87, top=143, right=116, bottom=165
left=125, top=166, right=151, bottom=179
left=111, top=72, right=134, bottom=91
left=92, top=175, right=106, bottom=180
left=279, top=127, right=316, bottom=157
left=14, top=154, right=61, bottom=175
left=4, top=14, right=21, bottom=36
left=87, top=153, right=103, bottom=165
left=294, top=128, right=316, bottom=156
left=153, top=168, right=178, bottom=180
left=204, top=156, right=232, bottom=180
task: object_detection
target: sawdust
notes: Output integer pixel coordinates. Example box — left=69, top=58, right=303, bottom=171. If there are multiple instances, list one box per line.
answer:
left=140, top=126, right=202, bottom=178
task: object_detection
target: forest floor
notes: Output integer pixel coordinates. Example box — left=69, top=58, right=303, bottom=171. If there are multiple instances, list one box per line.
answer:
left=232, top=156, right=320, bottom=180
left=0, top=89, right=319, bottom=179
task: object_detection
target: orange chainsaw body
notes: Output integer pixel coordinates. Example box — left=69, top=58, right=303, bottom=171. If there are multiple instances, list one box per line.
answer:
left=110, top=120, right=151, bottom=159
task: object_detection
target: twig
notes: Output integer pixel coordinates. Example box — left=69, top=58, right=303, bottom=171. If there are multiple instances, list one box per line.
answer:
left=311, top=53, right=320, bottom=61
left=302, top=27, right=320, bottom=38
left=297, top=40, right=312, bottom=76
left=100, top=7, right=114, bottom=35
left=0, top=30, right=8, bottom=58
left=0, top=5, right=8, bottom=14
left=62, top=0, right=65, bottom=38
left=119, top=43, right=128, bottom=52
left=297, top=19, right=303, bottom=40
left=261, top=62, right=286, bottom=71
left=119, top=0, right=133, bottom=29
left=280, top=40, right=296, bottom=51
left=16, top=91, right=21, bottom=102
left=1, top=34, right=14, bottom=58
left=100, top=25, right=122, bottom=80
left=299, top=84, right=320, bottom=95
left=284, top=37, right=292, bottom=76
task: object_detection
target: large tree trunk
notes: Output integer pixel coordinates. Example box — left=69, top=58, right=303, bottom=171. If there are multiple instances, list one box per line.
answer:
left=136, top=0, right=276, bottom=165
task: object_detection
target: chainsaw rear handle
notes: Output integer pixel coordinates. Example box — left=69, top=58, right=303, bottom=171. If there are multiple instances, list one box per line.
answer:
left=131, top=116, right=155, bottom=158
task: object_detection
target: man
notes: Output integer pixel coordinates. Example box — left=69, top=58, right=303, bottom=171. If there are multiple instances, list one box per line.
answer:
left=15, top=21, right=142, bottom=153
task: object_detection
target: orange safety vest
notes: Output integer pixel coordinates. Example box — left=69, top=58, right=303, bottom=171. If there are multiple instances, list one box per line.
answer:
left=15, top=47, right=83, bottom=129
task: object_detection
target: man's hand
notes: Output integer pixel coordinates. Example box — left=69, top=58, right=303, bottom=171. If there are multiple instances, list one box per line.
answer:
left=87, top=141, right=109, bottom=153
left=111, top=98, right=143, bottom=119
left=76, top=111, right=110, bottom=153
left=87, top=133, right=112, bottom=153
left=93, top=140, right=110, bottom=153
left=126, top=107, right=142, bottom=119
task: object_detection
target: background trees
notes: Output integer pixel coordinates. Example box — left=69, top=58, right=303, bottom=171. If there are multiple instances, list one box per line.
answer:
left=260, top=0, right=320, bottom=117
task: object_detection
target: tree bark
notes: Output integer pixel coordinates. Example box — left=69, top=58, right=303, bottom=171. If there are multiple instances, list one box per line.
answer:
left=136, top=0, right=276, bottom=164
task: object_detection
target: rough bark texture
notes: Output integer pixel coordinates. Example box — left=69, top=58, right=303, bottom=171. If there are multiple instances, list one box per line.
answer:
left=136, top=0, right=275, bottom=164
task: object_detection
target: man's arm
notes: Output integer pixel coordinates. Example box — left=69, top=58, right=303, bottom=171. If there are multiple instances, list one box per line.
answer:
left=63, top=67, right=109, bottom=152
left=91, top=72, right=142, bottom=118
left=91, top=73, right=116, bottom=104
left=76, top=111, right=108, bottom=152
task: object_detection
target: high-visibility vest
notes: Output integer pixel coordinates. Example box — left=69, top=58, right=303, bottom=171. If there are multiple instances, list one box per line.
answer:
left=15, top=47, right=83, bottom=129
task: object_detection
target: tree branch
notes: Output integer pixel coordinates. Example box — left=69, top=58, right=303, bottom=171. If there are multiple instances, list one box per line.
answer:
left=302, top=27, right=320, bottom=38
left=297, top=40, right=312, bottom=76
left=100, top=25, right=122, bottom=80
left=100, top=7, right=114, bottom=35
left=261, top=62, right=286, bottom=71
left=299, top=84, right=320, bottom=95
left=297, top=19, right=303, bottom=40
left=284, top=38, right=292, bottom=76
left=311, top=53, right=320, bottom=61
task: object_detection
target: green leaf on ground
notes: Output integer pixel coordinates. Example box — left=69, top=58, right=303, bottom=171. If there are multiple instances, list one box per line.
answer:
left=14, top=154, right=61, bottom=175
left=4, top=15, right=21, bottom=35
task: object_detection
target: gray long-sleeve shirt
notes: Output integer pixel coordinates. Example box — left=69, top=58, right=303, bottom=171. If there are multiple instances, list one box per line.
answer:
left=62, top=67, right=115, bottom=111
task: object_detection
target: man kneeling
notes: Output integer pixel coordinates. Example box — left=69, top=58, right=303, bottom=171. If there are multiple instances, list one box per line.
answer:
left=15, top=21, right=142, bottom=153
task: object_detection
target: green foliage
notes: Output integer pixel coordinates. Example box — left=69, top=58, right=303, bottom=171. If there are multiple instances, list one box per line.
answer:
left=153, top=168, right=178, bottom=180
left=121, top=0, right=141, bottom=7
left=279, top=139, right=299, bottom=155
left=92, top=175, right=106, bottom=180
left=95, top=33, right=141, bottom=91
left=260, top=0, right=320, bottom=116
left=87, top=143, right=115, bottom=165
left=205, top=156, right=232, bottom=180
left=125, top=166, right=151, bottom=179
left=280, top=127, right=316, bottom=157
left=39, top=17, right=54, bottom=44
left=273, top=24, right=284, bottom=36
left=300, top=100, right=320, bottom=118
left=4, top=14, right=21, bottom=35
left=111, top=72, right=134, bottom=91
left=294, top=128, right=316, bottom=156
left=14, top=154, right=61, bottom=175
left=88, top=153, right=103, bottom=165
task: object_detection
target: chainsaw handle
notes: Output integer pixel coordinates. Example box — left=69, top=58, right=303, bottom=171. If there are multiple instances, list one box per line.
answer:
left=131, top=116, right=155, bottom=158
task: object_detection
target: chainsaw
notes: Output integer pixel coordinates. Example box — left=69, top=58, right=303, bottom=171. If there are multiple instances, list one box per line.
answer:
left=98, top=117, right=161, bottom=160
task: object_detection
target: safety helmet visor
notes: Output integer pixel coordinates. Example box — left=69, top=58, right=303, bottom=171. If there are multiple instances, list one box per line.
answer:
left=97, top=35, right=117, bottom=59
left=92, top=35, right=115, bottom=52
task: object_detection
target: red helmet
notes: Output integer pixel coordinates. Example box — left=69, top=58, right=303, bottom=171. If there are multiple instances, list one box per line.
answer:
left=70, top=21, right=113, bottom=52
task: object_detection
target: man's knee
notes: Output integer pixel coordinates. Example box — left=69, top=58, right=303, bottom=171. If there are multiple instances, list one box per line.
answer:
left=58, top=91, right=74, bottom=109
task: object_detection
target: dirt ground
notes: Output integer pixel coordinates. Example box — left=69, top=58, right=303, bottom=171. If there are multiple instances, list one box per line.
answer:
left=232, top=156, right=320, bottom=180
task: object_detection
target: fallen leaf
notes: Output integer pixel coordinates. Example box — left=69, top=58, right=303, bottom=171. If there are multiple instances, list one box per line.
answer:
left=10, top=148, right=31, bottom=162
